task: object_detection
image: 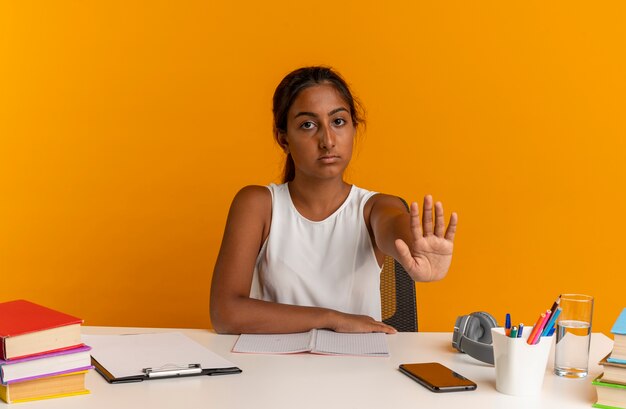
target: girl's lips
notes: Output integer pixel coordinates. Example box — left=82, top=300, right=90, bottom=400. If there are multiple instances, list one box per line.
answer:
left=319, top=155, right=340, bottom=163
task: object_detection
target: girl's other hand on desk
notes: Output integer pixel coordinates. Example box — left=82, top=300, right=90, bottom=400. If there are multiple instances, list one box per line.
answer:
left=329, top=311, right=397, bottom=334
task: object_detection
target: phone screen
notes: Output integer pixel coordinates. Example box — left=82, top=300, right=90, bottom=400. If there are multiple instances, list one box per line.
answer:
left=398, top=362, right=477, bottom=392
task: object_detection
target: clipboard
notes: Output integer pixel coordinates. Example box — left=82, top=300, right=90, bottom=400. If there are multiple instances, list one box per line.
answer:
left=83, top=332, right=242, bottom=384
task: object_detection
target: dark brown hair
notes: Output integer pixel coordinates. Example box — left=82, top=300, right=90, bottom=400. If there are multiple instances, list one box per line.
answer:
left=272, top=66, right=364, bottom=183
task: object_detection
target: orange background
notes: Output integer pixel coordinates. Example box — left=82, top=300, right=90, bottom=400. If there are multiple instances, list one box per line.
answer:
left=1, top=1, right=625, bottom=334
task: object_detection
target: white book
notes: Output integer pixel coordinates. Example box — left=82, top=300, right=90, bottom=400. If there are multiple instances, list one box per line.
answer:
left=0, top=346, right=92, bottom=384
left=232, top=329, right=389, bottom=357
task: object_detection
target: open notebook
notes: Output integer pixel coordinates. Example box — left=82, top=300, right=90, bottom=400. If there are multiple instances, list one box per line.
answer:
left=232, top=329, right=389, bottom=357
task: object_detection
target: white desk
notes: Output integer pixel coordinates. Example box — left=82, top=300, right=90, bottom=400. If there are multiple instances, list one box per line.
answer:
left=11, top=327, right=613, bottom=409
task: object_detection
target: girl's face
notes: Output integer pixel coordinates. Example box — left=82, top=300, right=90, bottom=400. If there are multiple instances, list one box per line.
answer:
left=279, top=83, right=355, bottom=182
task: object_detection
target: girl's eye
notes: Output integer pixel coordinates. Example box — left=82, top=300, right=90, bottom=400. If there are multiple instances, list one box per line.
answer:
left=301, top=121, right=316, bottom=130
left=333, top=118, right=346, bottom=126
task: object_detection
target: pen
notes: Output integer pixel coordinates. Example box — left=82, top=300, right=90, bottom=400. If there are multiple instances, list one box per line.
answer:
left=505, top=313, right=511, bottom=336
left=517, top=323, right=524, bottom=338
left=526, top=313, right=546, bottom=345
left=542, top=307, right=562, bottom=336
left=510, top=326, right=518, bottom=338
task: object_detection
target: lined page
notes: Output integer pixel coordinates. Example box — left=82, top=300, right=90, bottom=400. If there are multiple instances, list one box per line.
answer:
left=312, top=330, right=389, bottom=356
left=232, top=331, right=313, bottom=354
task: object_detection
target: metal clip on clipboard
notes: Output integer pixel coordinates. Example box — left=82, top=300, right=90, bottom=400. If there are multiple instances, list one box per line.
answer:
left=142, top=363, right=202, bottom=378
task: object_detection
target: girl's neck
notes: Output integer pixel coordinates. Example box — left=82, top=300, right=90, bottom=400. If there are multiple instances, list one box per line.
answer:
left=287, top=177, right=352, bottom=222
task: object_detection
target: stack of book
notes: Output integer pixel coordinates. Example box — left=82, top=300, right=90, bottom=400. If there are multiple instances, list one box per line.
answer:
left=0, top=300, right=92, bottom=404
left=593, top=308, right=626, bottom=409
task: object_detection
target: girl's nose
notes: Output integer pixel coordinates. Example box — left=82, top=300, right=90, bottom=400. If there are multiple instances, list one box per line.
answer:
left=319, top=124, right=336, bottom=149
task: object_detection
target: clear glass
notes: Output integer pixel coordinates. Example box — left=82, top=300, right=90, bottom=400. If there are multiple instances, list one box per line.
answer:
left=554, top=294, right=594, bottom=378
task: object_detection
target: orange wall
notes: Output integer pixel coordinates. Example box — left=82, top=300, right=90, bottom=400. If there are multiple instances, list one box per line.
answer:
left=1, top=2, right=625, bottom=334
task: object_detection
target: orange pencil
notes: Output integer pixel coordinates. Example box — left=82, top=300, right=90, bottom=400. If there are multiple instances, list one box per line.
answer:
left=529, top=310, right=552, bottom=345
left=526, top=313, right=546, bottom=345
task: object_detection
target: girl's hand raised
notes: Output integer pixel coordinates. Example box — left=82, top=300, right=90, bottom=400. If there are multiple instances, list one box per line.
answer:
left=394, top=195, right=457, bottom=282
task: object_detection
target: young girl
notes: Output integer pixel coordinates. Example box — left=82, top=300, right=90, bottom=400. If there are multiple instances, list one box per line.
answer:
left=210, top=66, right=457, bottom=335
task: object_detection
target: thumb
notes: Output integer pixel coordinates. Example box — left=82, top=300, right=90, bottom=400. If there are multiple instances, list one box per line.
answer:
left=394, top=238, right=414, bottom=270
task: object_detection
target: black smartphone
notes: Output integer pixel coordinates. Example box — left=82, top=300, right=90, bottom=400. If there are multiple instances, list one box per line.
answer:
left=398, top=362, right=477, bottom=393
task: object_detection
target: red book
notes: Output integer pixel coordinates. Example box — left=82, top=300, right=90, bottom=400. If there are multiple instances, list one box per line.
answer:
left=0, top=300, right=83, bottom=360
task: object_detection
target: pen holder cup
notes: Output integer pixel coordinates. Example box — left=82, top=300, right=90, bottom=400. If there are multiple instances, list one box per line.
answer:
left=491, top=327, right=553, bottom=397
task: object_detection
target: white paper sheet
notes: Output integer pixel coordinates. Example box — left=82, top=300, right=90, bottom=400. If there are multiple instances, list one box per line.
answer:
left=83, top=332, right=237, bottom=378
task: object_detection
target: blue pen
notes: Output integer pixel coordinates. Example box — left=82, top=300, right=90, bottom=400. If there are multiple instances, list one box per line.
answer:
left=505, top=313, right=511, bottom=336
left=517, top=323, right=524, bottom=338
left=542, top=307, right=562, bottom=336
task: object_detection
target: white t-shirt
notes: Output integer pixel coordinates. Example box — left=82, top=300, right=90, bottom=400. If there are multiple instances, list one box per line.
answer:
left=250, top=183, right=383, bottom=320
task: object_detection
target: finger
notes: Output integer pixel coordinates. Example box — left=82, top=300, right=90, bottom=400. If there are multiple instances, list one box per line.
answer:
left=444, top=212, right=458, bottom=241
left=410, top=202, right=423, bottom=239
left=394, top=238, right=414, bottom=270
left=367, top=317, right=397, bottom=334
left=433, top=201, right=445, bottom=237
left=421, top=195, right=433, bottom=235
left=375, top=322, right=397, bottom=334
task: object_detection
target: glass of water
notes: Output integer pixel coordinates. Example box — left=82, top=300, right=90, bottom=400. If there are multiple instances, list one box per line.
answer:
left=554, top=294, right=594, bottom=378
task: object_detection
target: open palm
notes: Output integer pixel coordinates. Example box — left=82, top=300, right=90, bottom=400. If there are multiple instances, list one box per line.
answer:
left=394, top=196, right=457, bottom=282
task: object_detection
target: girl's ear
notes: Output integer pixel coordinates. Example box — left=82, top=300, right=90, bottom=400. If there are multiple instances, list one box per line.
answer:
left=276, top=131, right=289, bottom=153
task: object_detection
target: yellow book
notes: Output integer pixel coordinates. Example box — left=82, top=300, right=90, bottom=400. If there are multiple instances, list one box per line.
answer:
left=0, top=370, right=89, bottom=404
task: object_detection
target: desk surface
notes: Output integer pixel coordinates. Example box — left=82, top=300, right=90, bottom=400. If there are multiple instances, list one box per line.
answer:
left=10, top=327, right=613, bottom=409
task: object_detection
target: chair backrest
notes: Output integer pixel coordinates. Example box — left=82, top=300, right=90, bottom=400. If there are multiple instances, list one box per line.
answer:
left=380, top=197, right=418, bottom=332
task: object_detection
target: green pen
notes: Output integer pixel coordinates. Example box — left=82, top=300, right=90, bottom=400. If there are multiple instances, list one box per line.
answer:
left=510, top=326, right=518, bottom=338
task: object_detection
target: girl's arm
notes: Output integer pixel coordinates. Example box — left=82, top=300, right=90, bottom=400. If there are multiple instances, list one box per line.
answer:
left=210, top=186, right=396, bottom=335
left=367, top=194, right=457, bottom=282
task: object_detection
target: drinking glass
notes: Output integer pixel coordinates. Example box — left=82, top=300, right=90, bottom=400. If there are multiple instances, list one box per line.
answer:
left=554, top=294, right=594, bottom=378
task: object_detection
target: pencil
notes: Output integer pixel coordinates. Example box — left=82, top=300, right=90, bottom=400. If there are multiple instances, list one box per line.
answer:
left=526, top=313, right=546, bottom=345
left=530, top=310, right=552, bottom=345
left=542, top=307, right=562, bottom=337
left=549, top=295, right=561, bottom=316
